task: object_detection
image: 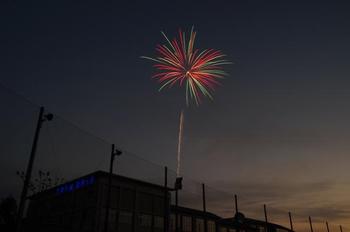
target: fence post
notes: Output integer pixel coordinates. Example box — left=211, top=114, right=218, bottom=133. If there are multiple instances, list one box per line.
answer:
left=202, top=183, right=208, bottom=232
left=309, top=216, right=314, bottom=232
left=164, top=166, right=168, bottom=232
left=288, top=212, right=294, bottom=231
left=234, top=194, right=238, bottom=215
left=264, top=204, right=268, bottom=232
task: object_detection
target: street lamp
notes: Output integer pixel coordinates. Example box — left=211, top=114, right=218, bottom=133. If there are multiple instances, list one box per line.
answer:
left=16, top=106, right=53, bottom=232
left=104, top=144, right=122, bottom=232
left=169, top=176, right=183, bottom=232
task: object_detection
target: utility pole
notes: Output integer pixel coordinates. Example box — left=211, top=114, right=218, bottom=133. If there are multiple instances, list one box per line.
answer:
left=103, top=144, right=122, bottom=232
left=16, top=106, right=53, bottom=232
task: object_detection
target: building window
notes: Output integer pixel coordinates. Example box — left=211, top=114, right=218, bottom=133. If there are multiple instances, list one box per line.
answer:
left=108, top=209, right=117, bottom=231
left=182, top=215, right=192, bottom=232
left=138, top=214, right=152, bottom=232
left=137, top=192, right=153, bottom=213
left=101, top=185, right=119, bottom=208
left=110, top=186, right=119, bottom=209
left=196, top=218, right=204, bottom=232
left=154, top=216, right=164, bottom=229
left=119, top=211, right=133, bottom=224
left=153, top=196, right=164, bottom=215
left=208, top=220, right=216, bottom=232
left=139, top=214, right=152, bottom=227
left=86, top=185, right=97, bottom=207
left=118, top=211, right=133, bottom=232
left=120, top=188, right=135, bottom=210
left=71, top=213, right=80, bottom=230
left=170, top=214, right=175, bottom=232
left=170, top=213, right=180, bottom=232
left=82, top=209, right=95, bottom=230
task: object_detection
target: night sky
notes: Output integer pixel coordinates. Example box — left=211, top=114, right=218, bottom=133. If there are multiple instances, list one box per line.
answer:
left=1, top=1, right=350, bottom=230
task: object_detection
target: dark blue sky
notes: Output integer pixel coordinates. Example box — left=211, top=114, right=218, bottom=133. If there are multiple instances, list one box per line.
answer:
left=1, top=1, right=350, bottom=229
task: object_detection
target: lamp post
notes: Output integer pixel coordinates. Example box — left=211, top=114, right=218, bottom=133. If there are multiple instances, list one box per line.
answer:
left=16, top=106, right=53, bottom=232
left=104, top=144, right=122, bottom=232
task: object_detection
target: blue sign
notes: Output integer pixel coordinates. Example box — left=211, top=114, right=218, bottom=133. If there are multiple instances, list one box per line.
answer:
left=56, top=175, right=95, bottom=194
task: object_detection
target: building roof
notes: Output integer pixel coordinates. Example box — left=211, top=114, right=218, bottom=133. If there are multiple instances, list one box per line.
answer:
left=170, top=205, right=221, bottom=220
left=220, top=216, right=293, bottom=231
left=95, top=170, right=170, bottom=190
left=29, top=170, right=171, bottom=199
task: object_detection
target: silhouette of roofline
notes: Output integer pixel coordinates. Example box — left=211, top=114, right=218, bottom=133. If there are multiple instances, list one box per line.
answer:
left=29, top=170, right=170, bottom=199
left=220, top=216, right=293, bottom=231
left=170, top=205, right=221, bottom=219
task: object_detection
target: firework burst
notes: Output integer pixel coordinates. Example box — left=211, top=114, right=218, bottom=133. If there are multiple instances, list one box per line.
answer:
left=142, top=27, right=230, bottom=105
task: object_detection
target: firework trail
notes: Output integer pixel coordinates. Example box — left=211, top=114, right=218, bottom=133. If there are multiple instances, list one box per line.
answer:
left=176, top=110, right=184, bottom=177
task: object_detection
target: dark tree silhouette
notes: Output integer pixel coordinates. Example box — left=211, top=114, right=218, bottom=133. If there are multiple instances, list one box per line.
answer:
left=0, top=196, right=17, bottom=232
left=16, top=170, right=65, bottom=195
